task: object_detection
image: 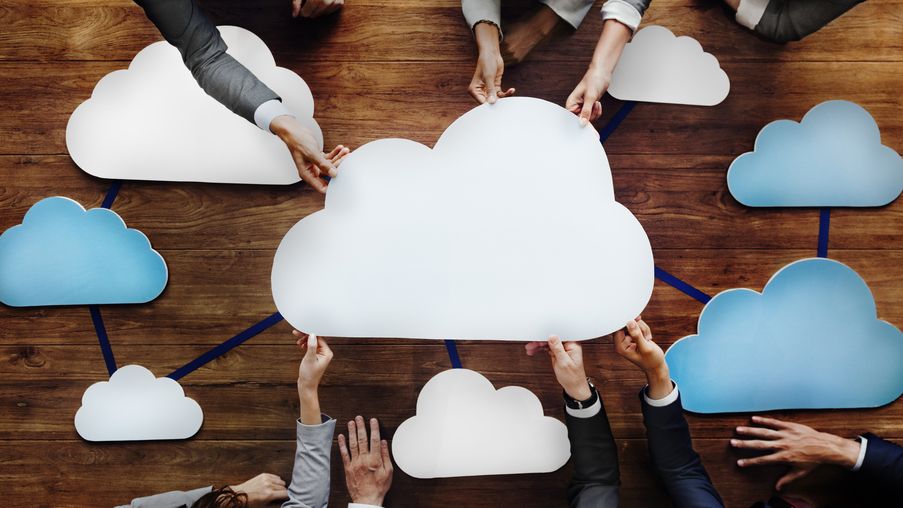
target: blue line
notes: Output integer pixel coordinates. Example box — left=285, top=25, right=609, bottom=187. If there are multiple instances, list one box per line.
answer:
left=167, top=311, right=284, bottom=381
left=654, top=267, right=712, bottom=304
left=101, top=180, right=122, bottom=209
left=444, top=339, right=462, bottom=368
left=817, top=207, right=830, bottom=258
left=598, top=101, right=637, bottom=144
left=89, top=305, right=118, bottom=376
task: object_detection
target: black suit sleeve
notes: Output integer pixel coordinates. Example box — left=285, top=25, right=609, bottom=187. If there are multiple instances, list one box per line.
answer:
left=640, top=388, right=724, bottom=508
left=564, top=394, right=620, bottom=508
left=856, top=433, right=903, bottom=498
left=134, top=0, right=280, bottom=124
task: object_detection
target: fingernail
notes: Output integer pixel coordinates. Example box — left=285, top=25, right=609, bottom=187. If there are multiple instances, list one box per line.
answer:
left=730, top=439, right=738, bottom=446
left=737, top=460, right=745, bottom=466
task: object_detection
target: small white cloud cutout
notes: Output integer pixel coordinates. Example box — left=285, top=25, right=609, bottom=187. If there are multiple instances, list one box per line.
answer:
left=392, top=369, right=571, bottom=478
left=66, top=25, right=322, bottom=185
left=271, top=97, right=654, bottom=341
left=74, top=365, right=203, bottom=442
left=608, top=25, right=730, bottom=106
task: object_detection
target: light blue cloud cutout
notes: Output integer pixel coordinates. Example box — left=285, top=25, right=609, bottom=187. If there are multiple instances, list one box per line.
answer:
left=665, top=258, right=903, bottom=413
left=0, top=197, right=167, bottom=306
left=727, top=100, right=903, bottom=207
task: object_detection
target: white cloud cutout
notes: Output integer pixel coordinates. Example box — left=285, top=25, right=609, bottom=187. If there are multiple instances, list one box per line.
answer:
left=271, top=97, right=654, bottom=341
left=74, top=365, right=203, bottom=442
left=392, top=369, right=571, bottom=478
left=66, top=25, right=322, bottom=185
left=608, top=25, right=730, bottom=106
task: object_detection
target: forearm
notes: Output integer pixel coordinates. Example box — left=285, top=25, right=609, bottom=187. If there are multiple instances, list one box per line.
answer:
left=299, top=387, right=321, bottom=426
left=284, top=417, right=336, bottom=508
left=134, top=0, right=279, bottom=124
left=644, top=365, right=672, bottom=400
left=587, top=19, right=632, bottom=76
left=474, top=22, right=501, bottom=57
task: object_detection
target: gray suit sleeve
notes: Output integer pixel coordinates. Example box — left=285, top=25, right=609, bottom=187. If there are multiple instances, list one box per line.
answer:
left=462, top=0, right=502, bottom=31
left=282, top=416, right=337, bottom=508
left=115, top=486, right=212, bottom=508
left=134, top=0, right=280, bottom=124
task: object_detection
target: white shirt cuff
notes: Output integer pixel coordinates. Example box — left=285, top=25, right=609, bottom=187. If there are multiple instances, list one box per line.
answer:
left=349, top=504, right=383, bottom=508
left=565, top=396, right=602, bottom=418
left=600, top=0, right=643, bottom=32
left=735, top=0, right=770, bottom=30
left=852, top=436, right=868, bottom=471
left=254, top=99, right=293, bottom=132
left=643, top=382, right=679, bottom=407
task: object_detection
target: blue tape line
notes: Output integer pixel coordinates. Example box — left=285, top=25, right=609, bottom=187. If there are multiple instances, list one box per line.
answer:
left=654, top=266, right=712, bottom=304
left=89, top=305, right=118, bottom=376
left=598, top=101, right=637, bottom=144
left=817, top=207, right=830, bottom=258
left=167, top=311, right=284, bottom=381
left=101, top=180, right=123, bottom=209
left=444, top=339, right=462, bottom=368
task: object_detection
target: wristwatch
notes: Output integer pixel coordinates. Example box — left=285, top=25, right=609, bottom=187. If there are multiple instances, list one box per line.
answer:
left=563, top=378, right=598, bottom=410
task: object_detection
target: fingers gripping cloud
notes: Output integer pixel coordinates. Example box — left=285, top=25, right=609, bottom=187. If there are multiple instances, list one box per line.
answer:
left=665, top=258, right=903, bottom=413
left=391, top=369, right=571, bottom=478
left=66, top=26, right=322, bottom=185
left=271, top=97, right=654, bottom=340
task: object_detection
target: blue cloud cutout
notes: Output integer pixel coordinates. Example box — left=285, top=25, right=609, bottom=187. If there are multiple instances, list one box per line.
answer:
left=0, top=197, right=167, bottom=306
left=727, top=100, right=903, bottom=207
left=665, top=258, right=903, bottom=413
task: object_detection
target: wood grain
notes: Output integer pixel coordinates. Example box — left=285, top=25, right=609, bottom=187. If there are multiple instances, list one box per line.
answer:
left=1, top=0, right=902, bottom=506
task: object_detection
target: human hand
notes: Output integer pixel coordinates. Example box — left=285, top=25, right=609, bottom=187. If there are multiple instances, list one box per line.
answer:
left=469, top=23, right=515, bottom=104
left=526, top=335, right=591, bottom=401
left=292, top=0, right=344, bottom=18
left=270, top=115, right=337, bottom=193
left=613, top=317, right=672, bottom=399
left=229, top=473, right=288, bottom=507
left=339, top=416, right=393, bottom=506
left=294, top=331, right=333, bottom=393
left=566, top=66, right=609, bottom=125
left=732, top=416, right=861, bottom=491
left=325, top=144, right=351, bottom=168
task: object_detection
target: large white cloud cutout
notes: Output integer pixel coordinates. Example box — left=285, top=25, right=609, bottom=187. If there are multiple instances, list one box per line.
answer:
left=66, top=25, right=322, bottom=185
left=271, top=97, right=654, bottom=341
left=608, top=25, right=730, bottom=106
left=392, top=369, right=571, bottom=478
left=75, top=365, right=203, bottom=442
left=727, top=100, right=903, bottom=207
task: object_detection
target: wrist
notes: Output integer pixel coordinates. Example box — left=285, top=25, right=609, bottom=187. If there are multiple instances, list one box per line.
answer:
left=565, top=382, right=592, bottom=402
left=827, top=433, right=861, bottom=469
left=352, top=495, right=384, bottom=506
left=644, top=364, right=672, bottom=399
left=269, top=114, right=297, bottom=139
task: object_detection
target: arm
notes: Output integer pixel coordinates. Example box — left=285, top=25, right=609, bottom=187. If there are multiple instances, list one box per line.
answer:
left=732, top=419, right=902, bottom=495
left=462, top=0, right=502, bottom=33
left=525, top=336, right=619, bottom=508
left=116, top=486, right=212, bottom=508
left=615, top=318, right=724, bottom=508
left=283, top=332, right=336, bottom=508
left=858, top=433, right=903, bottom=494
left=134, top=0, right=341, bottom=192
left=134, top=0, right=281, bottom=125
left=565, top=0, right=651, bottom=124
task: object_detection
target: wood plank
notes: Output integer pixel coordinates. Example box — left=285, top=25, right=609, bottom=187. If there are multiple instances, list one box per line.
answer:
left=3, top=343, right=902, bottom=441
left=1, top=61, right=901, bottom=156
left=1, top=0, right=900, bottom=63
left=2, top=248, right=901, bottom=344
left=1, top=437, right=891, bottom=508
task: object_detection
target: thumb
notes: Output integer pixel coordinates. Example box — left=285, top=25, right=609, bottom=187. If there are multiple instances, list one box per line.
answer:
left=487, top=83, right=498, bottom=104
left=548, top=335, right=567, bottom=359
left=776, top=466, right=812, bottom=491
left=304, top=334, right=318, bottom=359
left=579, top=99, right=593, bottom=126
